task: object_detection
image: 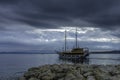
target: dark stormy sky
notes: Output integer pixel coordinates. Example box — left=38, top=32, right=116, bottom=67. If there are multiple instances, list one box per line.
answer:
left=0, top=0, right=120, bottom=52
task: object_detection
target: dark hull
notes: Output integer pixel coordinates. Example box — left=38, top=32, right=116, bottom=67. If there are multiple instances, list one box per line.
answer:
left=58, top=52, right=89, bottom=60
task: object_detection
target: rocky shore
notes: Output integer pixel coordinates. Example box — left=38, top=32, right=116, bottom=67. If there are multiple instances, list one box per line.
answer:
left=20, top=64, right=120, bottom=80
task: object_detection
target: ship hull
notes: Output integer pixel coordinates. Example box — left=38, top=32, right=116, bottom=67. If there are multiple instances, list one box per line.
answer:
left=58, top=52, right=89, bottom=60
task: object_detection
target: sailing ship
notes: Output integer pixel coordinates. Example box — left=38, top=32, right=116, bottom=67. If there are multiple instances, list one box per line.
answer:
left=57, top=27, right=89, bottom=60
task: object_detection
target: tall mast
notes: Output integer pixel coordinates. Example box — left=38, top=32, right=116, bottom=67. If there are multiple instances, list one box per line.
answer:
left=65, top=27, right=67, bottom=52
left=75, top=27, right=78, bottom=48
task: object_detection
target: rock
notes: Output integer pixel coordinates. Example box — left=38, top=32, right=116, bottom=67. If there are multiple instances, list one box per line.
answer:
left=64, top=73, right=76, bottom=80
left=41, top=69, right=52, bottom=76
left=29, top=77, right=39, bottom=80
left=58, top=78, right=64, bottom=80
left=72, top=79, right=84, bottom=80
left=39, top=69, right=55, bottom=80
left=55, top=73, right=66, bottom=79
left=19, top=77, right=26, bottom=80
left=24, top=71, right=39, bottom=79
left=73, top=71, right=84, bottom=79
left=80, top=67, right=92, bottom=74
left=50, top=64, right=60, bottom=73
left=83, top=72, right=93, bottom=77
left=28, top=67, right=39, bottom=72
left=95, top=73, right=111, bottom=80
left=110, top=76, right=119, bottom=80
left=20, top=64, right=120, bottom=80
left=109, top=69, right=120, bottom=76
left=41, top=75, right=54, bottom=80
left=87, top=76, right=95, bottom=80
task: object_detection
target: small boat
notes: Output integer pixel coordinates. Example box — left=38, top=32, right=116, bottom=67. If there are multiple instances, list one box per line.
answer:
left=57, top=27, right=89, bottom=60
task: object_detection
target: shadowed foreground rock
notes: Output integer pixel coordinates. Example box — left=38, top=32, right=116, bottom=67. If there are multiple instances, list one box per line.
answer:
left=19, top=64, right=120, bottom=80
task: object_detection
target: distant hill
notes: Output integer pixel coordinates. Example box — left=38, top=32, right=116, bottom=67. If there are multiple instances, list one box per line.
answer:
left=0, top=50, right=56, bottom=54
left=0, top=50, right=120, bottom=54
left=91, top=50, right=120, bottom=54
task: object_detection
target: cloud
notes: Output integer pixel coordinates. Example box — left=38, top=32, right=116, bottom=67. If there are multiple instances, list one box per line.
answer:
left=0, top=0, right=120, bottom=30
left=0, top=0, right=120, bottom=51
left=0, top=27, right=119, bottom=51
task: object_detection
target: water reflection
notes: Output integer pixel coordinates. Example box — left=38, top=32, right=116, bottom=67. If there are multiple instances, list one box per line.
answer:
left=58, top=53, right=120, bottom=65
left=89, top=53, right=120, bottom=65
left=59, top=57, right=89, bottom=64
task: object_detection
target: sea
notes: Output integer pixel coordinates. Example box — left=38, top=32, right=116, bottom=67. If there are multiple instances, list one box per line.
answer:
left=0, top=53, right=120, bottom=80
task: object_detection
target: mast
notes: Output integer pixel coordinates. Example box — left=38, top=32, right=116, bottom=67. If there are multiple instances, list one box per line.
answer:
left=75, top=27, right=78, bottom=48
left=65, top=28, right=67, bottom=52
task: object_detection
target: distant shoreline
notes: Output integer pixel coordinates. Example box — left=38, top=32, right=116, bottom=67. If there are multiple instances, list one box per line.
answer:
left=0, top=52, right=57, bottom=54
left=0, top=50, right=120, bottom=54
left=90, top=51, right=120, bottom=54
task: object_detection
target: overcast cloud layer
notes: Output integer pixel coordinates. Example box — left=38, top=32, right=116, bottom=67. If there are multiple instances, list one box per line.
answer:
left=0, top=0, right=120, bottom=52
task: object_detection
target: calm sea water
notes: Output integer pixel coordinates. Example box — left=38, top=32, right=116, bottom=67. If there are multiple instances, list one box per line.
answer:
left=0, top=53, right=120, bottom=80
